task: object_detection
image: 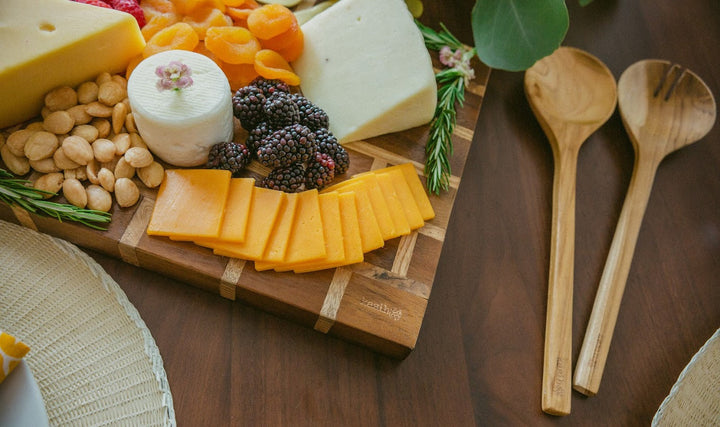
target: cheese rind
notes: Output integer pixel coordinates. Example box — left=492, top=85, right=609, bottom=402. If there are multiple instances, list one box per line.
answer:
left=127, top=50, right=234, bottom=167
left=0, top=0, right=146, bottom=128
left=292, top=0, right=437, bottom=143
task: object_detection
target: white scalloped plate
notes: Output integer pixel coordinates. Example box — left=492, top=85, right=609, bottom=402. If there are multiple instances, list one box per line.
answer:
left=0, top=361, right=49, bottom=427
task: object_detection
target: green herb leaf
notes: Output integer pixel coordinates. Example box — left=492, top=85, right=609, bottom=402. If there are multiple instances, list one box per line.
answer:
left=471, top=0, right=569, bottom=71
left=0, top=169, right=112, bottom=230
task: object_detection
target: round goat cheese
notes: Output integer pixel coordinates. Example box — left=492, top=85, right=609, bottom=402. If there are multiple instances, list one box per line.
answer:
left=127, top=50, right=233, bottom=167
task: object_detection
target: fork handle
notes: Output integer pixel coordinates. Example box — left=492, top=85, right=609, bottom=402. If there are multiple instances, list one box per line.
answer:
left=573, top=156, right=659, bottom=396
left=542, top=148, right=579, bottom=416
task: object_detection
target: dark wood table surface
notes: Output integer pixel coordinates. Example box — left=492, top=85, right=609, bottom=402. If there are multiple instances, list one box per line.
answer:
left=85, top=1, right=720, bottom=425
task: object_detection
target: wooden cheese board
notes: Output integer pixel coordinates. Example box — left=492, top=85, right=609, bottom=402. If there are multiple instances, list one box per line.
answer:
left=0, top=57, right=490, bottom=359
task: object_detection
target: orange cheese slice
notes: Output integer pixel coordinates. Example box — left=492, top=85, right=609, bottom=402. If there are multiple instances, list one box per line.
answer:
left=253, top=192, right=300, bottom=271
left=383, top=163, right=435, bottom=221
left=147, top=169, right=232, bottom=239
left=374, top=172, right=411, bottom=238
left=336, top=184, right=383, bottom=253
left=377, top=169, right=424, bottom=230
left=294, top=191, right=363, bottom=273
left=194, top=177, right=255, bottom=244
left=273, top=191, right=345, bottom=272
left=275, top=189, right=326, bottom=265
left=209, top=187, right=285, bottom=260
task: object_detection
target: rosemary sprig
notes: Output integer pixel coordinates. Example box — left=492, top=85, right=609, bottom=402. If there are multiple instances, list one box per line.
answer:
left=416, top=21, right=476, bottom=194
left=0, top=169, right=112, bottom=230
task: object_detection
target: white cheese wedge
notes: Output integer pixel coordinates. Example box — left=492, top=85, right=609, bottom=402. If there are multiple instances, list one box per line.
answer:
left=0, top=0, right=145, bottom=129
left=291, top=0, right=437, bottom=144
left=127, top=50, right=234, bottom=167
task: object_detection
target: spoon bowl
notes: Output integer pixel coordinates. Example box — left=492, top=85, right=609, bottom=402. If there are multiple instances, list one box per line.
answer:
left=525, top=46, right=618, bottom=416
left=574, top=60, right=716, bottom=397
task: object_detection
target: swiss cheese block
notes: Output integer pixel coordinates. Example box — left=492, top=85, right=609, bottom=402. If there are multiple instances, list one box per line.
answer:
left=294, top=191, right=364, bottom=273
left=275, top=192, right=345, bottom=272
left=279, top=189, right=326, bottom=265
left=194, top=178, right=254, bottom=244
left=291, top=0, right=437, bottom=143
left=0, top=0, right=146, bottom=128
left=253, top=193, right=300, bottom=271
left=147, top=169, right=232, bottom=239
left=127, top=50, right=234, bottom=167
left=378, top=169, right=424, bottom=230
left=210, top=187, right=284, bottom=261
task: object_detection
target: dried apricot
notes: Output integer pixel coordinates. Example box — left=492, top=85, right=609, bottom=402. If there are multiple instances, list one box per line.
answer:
left=142, top=12, right=180, bottom=42
left=254, top=49, right=300, bottom=86
left=275, top=27, right=303, bottom=62
left=247, top=4, right=295, bottom=40
left=219, top=62, right=259, bottom=91
left=204, top=26, right=261, bottom=64
left=223, top=0, right=258, bottom=7
left=125, top=54, right=144, bottom=78
left=144, top=22, right=200, bottom=58
left=259, top=19, right=298, bottom=51
left=183, top=8, right=232, bottom=40
left=225, top=7, right=253, bottom=26
left=174, top=0, right=226, bottom=15
left=141, top=0, right=177, bottom=19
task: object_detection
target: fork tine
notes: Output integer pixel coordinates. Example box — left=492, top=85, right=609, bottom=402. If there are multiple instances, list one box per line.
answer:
left=663, top=66, right=686, bottom=101
left=652, top=63, right=687, bottom=100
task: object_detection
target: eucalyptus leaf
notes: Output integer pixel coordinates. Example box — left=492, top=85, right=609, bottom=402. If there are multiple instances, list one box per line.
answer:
left=471, top=0, right=569, bottom=71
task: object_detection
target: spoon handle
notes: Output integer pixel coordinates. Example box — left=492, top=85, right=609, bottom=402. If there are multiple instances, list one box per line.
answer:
left=573, top=156, right=659, bottom=396
left=542, top=148, right=579, bottom=416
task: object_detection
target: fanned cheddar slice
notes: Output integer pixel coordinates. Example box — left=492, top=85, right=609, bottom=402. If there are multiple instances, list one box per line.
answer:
left=274, top=191, right=345, bottom=272
left=148, top=169, right=232, bottom=239
left=373, top=172, right=411, bottom=237
left=276, top=189, right=326, bottom=265
left=209, top=187, right=284, bottom=260
left=254, top=192, right=300, bottom=271
left=382, top=163, right=435, bottom=221
left=194, top=177, right=255, bottom=244
left=336, top=184, right=383, bottom=253
left=377, top=169, right=424, bottom=230
left=294, top=191, right=363, bottom=273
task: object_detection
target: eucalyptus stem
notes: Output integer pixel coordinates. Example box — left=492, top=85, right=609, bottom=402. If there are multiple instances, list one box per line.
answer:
left=0, top=169, right=112, bottom=230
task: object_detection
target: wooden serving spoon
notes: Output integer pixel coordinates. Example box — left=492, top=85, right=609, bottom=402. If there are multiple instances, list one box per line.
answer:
left=573, top=60, right=716, bottom=396
left=525, top=47, right=618, bottom=416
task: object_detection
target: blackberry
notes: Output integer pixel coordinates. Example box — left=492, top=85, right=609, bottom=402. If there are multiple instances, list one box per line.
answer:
left=305, top=152, right=335, bottom=190
left=245, top=122, right=273, bottom=153
left=249, top=77, right=290, bottom=96
left=260, top=163, right=306, bottom=193
left=256, top=124, right=316, bottom=168
left=314, top=128, right=350, bottom=175
left=206, top=141, right=251, bottom=175
left=232, top=86, right=266, bottom=130
left=292, top=94, right=329, bottom=131
left=263, top=91, right=301, bottom=128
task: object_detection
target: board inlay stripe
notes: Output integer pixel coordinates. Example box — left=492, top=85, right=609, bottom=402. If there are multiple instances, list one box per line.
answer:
left=418, top=222, right=445, bottom=241
left=314, top=267, right=353, bottom=333
left=392, top=232, right=418, bottom=276
left=11, top=205, right=37, bottom=231
left=118, top=196, right=154, bottom=266
left=454, top=125, right=474, bottom=142
left=220, top=258, right=246, bottom=300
